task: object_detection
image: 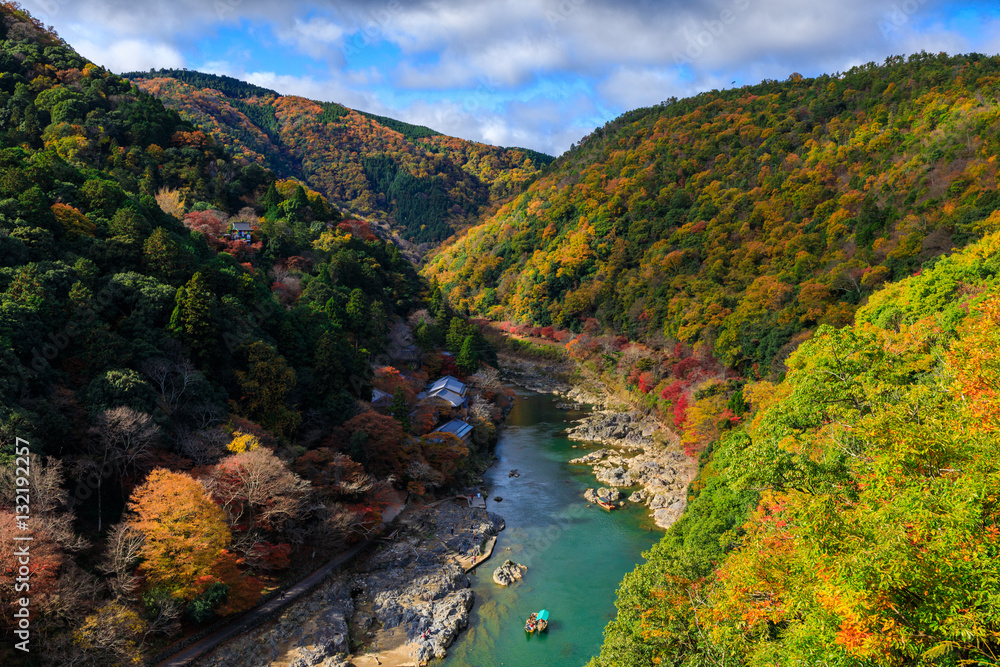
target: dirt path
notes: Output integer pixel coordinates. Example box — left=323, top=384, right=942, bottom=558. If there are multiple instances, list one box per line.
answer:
left=156, top=498, right=407, bottom=667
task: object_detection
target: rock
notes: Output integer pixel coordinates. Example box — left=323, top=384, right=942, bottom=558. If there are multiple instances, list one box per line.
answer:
left=649, top=493, right=669, bottom=509
left=628, top=489, right=648, bottom=504
left=494, top=496, right=502, bottom=502
left=492, top=559, right=527, bottom=587
left=568, top=448, right=610, bottom=464
left=595, top=465, right=634, bottom=487
left=565, top=411, right=656, bottom=450
left=586, top=486, right=622, bottom=504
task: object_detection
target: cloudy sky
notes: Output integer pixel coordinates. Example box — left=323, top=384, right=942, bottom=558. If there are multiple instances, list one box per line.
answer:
left=22, top=0, right=1000, bottom=155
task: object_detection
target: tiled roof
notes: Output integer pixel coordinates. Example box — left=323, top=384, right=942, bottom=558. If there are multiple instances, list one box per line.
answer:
left=419, top=387, right=466, bottom=407
left=429, top=375, right=466, bottom=396
left=434, top=419, right=473, bottom=440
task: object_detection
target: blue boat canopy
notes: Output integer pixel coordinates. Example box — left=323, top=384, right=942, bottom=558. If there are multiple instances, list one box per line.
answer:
left=537, top=609, right=549, bottom=621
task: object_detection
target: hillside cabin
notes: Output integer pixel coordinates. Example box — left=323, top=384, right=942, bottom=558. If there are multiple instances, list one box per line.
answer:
left=418, top=375, right=468, bottom=409
left=229, top=221, right=254, bottom=242
left=371, top=388, right=392, bottom=407
left=434, top=419, right=474, bottom=445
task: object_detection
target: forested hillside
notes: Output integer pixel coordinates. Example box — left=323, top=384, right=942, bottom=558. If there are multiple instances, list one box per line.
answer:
left=0, top=5, right=500, bottom=664
left=421, top=52, right=1000, bottom=666
left=590, top=230, right=1000, bottom=667
left=427, top=52, right=1000, bottom=373
left=123, top=69, right=553, bottom=247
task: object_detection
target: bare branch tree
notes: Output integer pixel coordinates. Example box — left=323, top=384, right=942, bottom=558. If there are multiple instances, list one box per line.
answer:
left=469, top=365, right=502, bottom=391
left=98, top=522, right=145, bottom=601
left=0, top=454, right=88, bottom=552
left=175, top=426, right=228, bottom=466
left=142, top=593, right=182, bottom=642
left=188, top=402, right=226, bottom=430
left=86, top=408, right=160, bottom=531
left=407, top=309, right=435, bottom=328
left=204, top=447, right=310, bottom=536
left=141, top=357, right=206, bottom=418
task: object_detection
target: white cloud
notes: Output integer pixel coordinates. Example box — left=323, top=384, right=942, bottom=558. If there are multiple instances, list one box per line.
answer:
left=275, top=16, right=346, bottom=60
left=17, top=0, right=1000, bottom=154
left=72, top=38, right=186, bottom=73
left=597, top=67, right=689, bottom=109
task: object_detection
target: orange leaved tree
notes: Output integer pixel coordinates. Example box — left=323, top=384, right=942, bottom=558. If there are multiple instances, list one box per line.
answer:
left=128, top=469, right=230, bottom=600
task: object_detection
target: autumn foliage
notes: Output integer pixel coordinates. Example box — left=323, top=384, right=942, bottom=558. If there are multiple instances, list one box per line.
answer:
left=128, top=469, right=230, bottom=601
left=591, top=232, right=1000, bottom=667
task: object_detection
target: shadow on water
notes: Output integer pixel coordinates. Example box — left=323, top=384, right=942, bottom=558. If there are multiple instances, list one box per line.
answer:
left=440, top=391, right=660, bottom=667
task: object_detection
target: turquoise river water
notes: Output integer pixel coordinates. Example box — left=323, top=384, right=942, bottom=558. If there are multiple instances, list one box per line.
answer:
left=440, top=390, right=660, bottom=667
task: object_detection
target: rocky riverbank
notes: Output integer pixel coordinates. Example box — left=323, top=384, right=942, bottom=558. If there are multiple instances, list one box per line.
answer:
left=497, top=346, right=695, bottom=530
left=496, top=350, right=575, bottom=395
left=201, top=501, right=504, bottom=667
left=567, top=410, right=695, bottom=529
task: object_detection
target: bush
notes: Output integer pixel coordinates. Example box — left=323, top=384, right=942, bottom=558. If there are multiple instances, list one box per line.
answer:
left=185, top=583, right=229, bottom=624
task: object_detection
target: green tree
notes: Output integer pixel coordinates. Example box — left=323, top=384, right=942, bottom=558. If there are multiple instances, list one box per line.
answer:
left=345, top=288, right=369, bottom=349
left=390, top=387, right=411, bottom=432
left=457, top=335, right=478, bottom=375
left=109, top=207, right=150, bottom=241
left=168, top=272, right=217, bottom=364
left=260, top=181, right=282, bottom=210
left=446, top=316, right=467, bottom=352
left=233, top=342, right=301, bottom=437
left=142, top=227, right=187, bottom=284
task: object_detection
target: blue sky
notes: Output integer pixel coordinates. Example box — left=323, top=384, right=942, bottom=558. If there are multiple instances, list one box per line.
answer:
left=22, top=0, right=1000, bottom=155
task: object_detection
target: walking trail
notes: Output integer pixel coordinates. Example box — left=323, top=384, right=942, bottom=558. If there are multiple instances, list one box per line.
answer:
left=156, top=496, right=407, bottom=667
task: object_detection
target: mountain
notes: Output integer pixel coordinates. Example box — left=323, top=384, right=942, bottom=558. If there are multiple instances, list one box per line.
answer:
left=122, top=69, right=553, bottom=249
left=425, top=53, right=1000, bottom=375
left=589, top=229, right=1000, bottom=667
left=0, top=7, right=494, bottom=663
left=420, top=53, right=1000, bottom=666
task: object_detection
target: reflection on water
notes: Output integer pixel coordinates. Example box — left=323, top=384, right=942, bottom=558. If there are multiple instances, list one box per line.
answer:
left=441, top=391, right=660, bottom=667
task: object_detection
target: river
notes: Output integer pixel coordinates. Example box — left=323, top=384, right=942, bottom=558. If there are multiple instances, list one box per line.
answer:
left=441, top=389, right=660, bottom=667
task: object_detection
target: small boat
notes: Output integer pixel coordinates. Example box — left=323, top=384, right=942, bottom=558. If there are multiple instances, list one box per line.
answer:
left=597, top=500, right=616, bottom=511
left=525, top=609, right=550, bottom=634
left=535, top=609, right=549, bottom=632
left=525, top=611, right=537, bottom=633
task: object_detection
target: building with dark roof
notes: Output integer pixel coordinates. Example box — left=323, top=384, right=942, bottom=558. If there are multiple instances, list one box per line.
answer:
left=433, top=419, right=473, bottom=444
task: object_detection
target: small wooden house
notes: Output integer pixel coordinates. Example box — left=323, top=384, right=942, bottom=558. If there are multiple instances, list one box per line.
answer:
left=230, top=221, right=254, bottom=242
left=433, top=419, right=474, bottom=445
left=418, top=375, right=468, bottom=409
left=371, top=388, right=392, bottom=407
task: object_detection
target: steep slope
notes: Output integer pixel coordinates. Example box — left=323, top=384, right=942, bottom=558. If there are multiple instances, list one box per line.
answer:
left=425, top=53, right=1000, bottom=375
left=123, top=69, right=554, bottom=248
left=0, top=7, right=468, bottom=663
left=590, top=230, right=1000, bottom=667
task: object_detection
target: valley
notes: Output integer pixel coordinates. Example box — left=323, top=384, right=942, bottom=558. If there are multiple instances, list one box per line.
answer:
left=0, top=3, right=998, bottom=666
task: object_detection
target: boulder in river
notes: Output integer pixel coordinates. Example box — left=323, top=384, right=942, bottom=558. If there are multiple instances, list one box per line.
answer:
left=585, top=487, right=620, bottom=504
left=595, top=465, right=634, bottom=487
left=492, top=559, right=527, bottom=587
left=628, top=489, right=648, bottom=504
left=569, top=448, right=610, bottom=464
